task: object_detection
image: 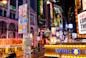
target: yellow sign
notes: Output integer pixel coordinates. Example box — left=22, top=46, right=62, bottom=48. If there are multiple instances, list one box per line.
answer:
left=44, top=45, right=86, bottom=58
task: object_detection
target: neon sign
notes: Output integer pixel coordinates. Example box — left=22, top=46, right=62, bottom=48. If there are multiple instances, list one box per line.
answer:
left=72, top=49, right=80, bottom=55
left=55, top=49, right=71, bottom=54
left=55, top=48, right=80, bottom=55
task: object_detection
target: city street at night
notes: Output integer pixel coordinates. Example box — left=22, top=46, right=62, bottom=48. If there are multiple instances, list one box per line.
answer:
left=0, top=0, right=86, bottom=58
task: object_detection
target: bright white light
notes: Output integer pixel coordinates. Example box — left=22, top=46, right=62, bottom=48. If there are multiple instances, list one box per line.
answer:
left=53, top=0, right=56, bottom=2
left=72, top=33, right=77, bottom=39
left=50, top=37, right=57, bottom=44
left=51, top=27, right=56, bottom=35
left=1, top=0, right=7, bottom=4
left=65, top=24, right=68, bottom=28
left=68, top=24, right=73, bottom=29
left=47, top=0, right=50, bottom=4
left=30, top=33, right=33, bottom=39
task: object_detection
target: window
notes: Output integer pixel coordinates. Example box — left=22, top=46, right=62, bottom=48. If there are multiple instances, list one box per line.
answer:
left=10, top=12, right=15, bottom=19
left=1, top=10, right=7, bottom=17
left=18, top=0, right=23, bottom=6
left=3, top=10, right=6, bottom=17
left=13, top=13, right=15, bottom=19
left=0, top=9, right=2, bottom=16
left=10, top=12, right=13, bottom=19
left=10, top=0, right=16, bottom=7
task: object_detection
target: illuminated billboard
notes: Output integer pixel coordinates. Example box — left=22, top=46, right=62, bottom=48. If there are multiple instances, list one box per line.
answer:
left=78, top=11, right=86, bottom=34
left=82, top=0, right=86, bottom=10
left=18, top=4, right=28, bottom=34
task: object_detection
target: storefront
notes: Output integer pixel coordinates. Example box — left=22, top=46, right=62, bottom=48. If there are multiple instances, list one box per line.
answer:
left=75, top=0, right=86, bottom=38
left=0, top=39, right=23, bottom=58
left=44, top=43, right=86, bottom=58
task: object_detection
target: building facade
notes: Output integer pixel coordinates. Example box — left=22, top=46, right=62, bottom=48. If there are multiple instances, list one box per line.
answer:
left=0, top=0, right=37, bottom=38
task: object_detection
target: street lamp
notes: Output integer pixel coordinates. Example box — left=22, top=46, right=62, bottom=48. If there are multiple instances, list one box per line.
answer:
left=1, top=0, right=7, bottom=4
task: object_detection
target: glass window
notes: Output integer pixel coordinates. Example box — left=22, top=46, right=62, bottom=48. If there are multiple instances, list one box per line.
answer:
left=3, top=10, right=6, bottom=17
left=10, top=12, right=13, bottom=19
left=13, top=13, right=15, bottom=19
left=0, top=9, right=2, bottom=16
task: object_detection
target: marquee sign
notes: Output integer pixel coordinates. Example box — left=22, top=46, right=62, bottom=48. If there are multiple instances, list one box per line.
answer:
left=55, top=48, right=81, bottom=55
left=78, top=11, right=86, bottom=34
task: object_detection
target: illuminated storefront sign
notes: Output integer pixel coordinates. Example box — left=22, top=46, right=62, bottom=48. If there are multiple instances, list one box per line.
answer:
left=55, top=48, right=80, bottom=55
left=55, top=49, right=71, bottom=54
left=72, top=49, right=80, bottom=55
left=78, top=11, right=86, bottom=34
left=44, top=45, right=86, bottom=57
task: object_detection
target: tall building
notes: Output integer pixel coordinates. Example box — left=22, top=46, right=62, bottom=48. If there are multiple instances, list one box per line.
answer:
left=0, top=0, right=37, bottom=38
left=0, top=0, right=37, bottom=58
left=0, top=0, right=37, bottom=39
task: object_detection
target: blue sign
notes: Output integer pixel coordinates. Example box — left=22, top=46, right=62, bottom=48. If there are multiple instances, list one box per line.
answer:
left=55, top=48, right=81, bottom=55
left=55, top=49, right=71, bottom=54
left=18, top=16, right=28, bottom=34
left=19, top=16, right=28, bottom=24
left=72, top=49, right=80, bottom=55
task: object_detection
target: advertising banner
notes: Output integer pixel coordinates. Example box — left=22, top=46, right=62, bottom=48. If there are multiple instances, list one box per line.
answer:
left=18, top=4, right=28, bottom=34
left=78, top=11, right=86, bottom=34
left=82, top=0, right=86, bottom=10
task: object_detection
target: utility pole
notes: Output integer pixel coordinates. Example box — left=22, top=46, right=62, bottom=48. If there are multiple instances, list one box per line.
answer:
left=21, top=0, right=31, bottom=58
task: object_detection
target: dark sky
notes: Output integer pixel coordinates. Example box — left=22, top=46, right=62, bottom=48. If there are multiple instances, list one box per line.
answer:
left=10, top=0, right=37, bottom=12
left=30, top=0, right=37, bottom=12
